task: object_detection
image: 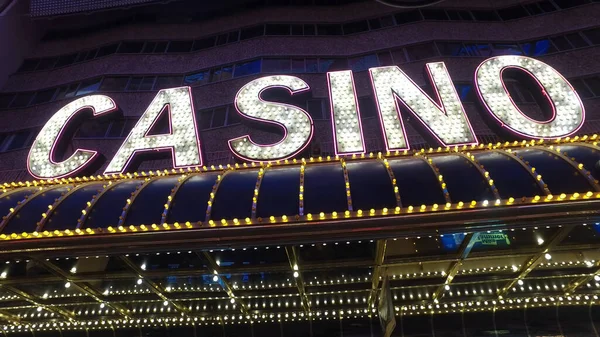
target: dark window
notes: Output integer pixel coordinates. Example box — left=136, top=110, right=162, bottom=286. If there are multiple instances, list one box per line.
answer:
left=471, top=10, right=500, bottom=21
left=35, top=57, right=57, bottom=70
left=220, top=66, right=233, bottom=81
left=306, top=58, right=318, bottom=73
left=343, top=20, right=369, bottom=34
left=497, top=5, right=529, bottom=20
left=292, top=59, right=305, bottom=72
left=184, top=70, right=210, bottom=85
left=227, top=106, right=241, bottom=125
left=127, top=77, right=143, bottom=91
left=0, top=94, right=14, bottom=109
left=139, top=77, right=156, bottom=91
left=192, top=37, right=216, bottom=51
left=291, top=24, right=304, bottom=35
left=539, top=0, right=557, bottom=12
left=76, top=78, right=101, bottom=96
left=394, top=10, right=422, bottom=24
left=84, top=49, right=98, bottom=61
left=348, top=54, right=379, bottom=72
left=307, top=100, right=325, bottom=120
left=266, top=24, right=290, bottom=35
left=358, top=96, right=377, bottom=118
left=122, top=119, right=136, bottom=136
left=240, top=25, right=264, bottom=40
left=154, top=76, right=182, bottom=90
left=566, top=33, right=590, bottom=48
left=100, top=77, right=130, bottom=91
left=521, top=39, right=557, bottom=56
left=303, top=24, right=316, bottom=35
left=18, top=59, right=39, bottom=72
left=447, top=10, right=472, bottom=20
left=368, top=18, right=381, bottom=30
left=76, top=119, right=111, bottom=138
left=154, top=42, right=168, bottom=53
left=551, top=36, right=573, bottom=51
left=421, top=9, right=448, bottom=20
left=211, top=107, right=227, bottom=128
left=263, top=59, right=291, bottom=73
left=524, top=3, right=543, bottom=15
left=106, top=119, right=126, bottom=138
left=142, top=42, right=157, bottom=53
left=118, top=41, right=144, bottom=53
left=584, top=77, right=600, bottom=96
left=234, top=60, right=261, bottom=77
left=454, top=83, right=477, bottom=102
left=570, top=79, right=594, bottom=99
left=6, top=130, right=32, bottom=150
left=406, top=42, right=438, bottom=61
left=55, top=83, right=79, bottom=100
left=377, top=52, right=393, bottom=66
left=319, top=58, right=348, bottom=72
left=31, top=88, right=56, bottom=105
left=54, top=53, right=78, bottom=67
left=553, top=0, right=587, bottom=9
left=96, top=43, right=118, bottom=57
left=491, top=43, right=523, bottom=56
left=380, top=15, right=395, bottom=27
left=216, top=34, right=228, bottom=45
left=227, top=31, right=240, bottom=43
left=438, top=42, right=469, bottom=56
left=198, top=109, right=213, bottom=130
left=9, top=92, right=34, bottom=108
left=317, top=24, right=343, bottom=35
left=583, top=28, right=600, bottom=44
left=167, top=41, right=193, bottom=53
left=73, top=51, right=87, bottom=63
left=391, top=49, right=407, bottom=64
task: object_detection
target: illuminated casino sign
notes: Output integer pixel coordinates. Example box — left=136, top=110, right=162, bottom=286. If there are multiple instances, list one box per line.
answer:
left=27, top=55, right=585, bottom=179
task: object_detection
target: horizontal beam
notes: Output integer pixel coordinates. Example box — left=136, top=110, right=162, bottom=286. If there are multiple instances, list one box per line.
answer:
left=0, top=199, right=597, bottom=257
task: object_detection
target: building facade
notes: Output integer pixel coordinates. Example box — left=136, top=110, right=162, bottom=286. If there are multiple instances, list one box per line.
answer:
left=0, top=0, right=599, bottom=336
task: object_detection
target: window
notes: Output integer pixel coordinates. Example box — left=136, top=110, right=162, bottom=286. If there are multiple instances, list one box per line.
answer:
left=4, top=130, right=35, bottom=151
left=36, top=58, right=57, bottom=71
left=234, top=60, right=261, bottom=77
left=343, top=21, right=369, bottom=35
left=192, top=37, right=216, bottom=51
left=84, top=49, right=98, bottom=61
left=521, top=39, right=557, bottom=56
left=550, top=36, right=572, bottom=51
left=263, top=59, right=291, bottom=73
left=292, top=59, right=305, bottom=72
left=379, top=15, right=395, bottom=27
left=227, top=31, right=240, bottom=43
left=377, top=52, right=393, bottom=66
left=167, top=41, right=193, bottom=53
left=31, top=88, right=56, bottom=105
left=18, top=59, right=39, bottom=72
left=497, top=6, right=529, bottom=20
left=96, top=44, right=118, bottom=57
left=565, top=33, right=589, bottom=48
left=490, top=43, right=522, bottom=56
left=139, top=77, right=156, bottom=91
left=454, top=84, right=477, bottom=103
left=368, top=18, right=381, bottom=30
left=395, top=10, right=422, bottom=24
left=358, top=97, right=377, bottom=118
left=54, top=53, right=78, bottom=67
left=266, top=24, right=290, bottom=35
left=240, top=26, right=264, bottom=40
left=211, top=107, right=227, bottom=128
left=570, top=79, right=594, bottom=99
left=198, top=109, right=213, bottom=130
left=0, top=94, right=14, bottom=109
left=553, top=0, right=587, bottom=9
left=303, top=24, right=316, bottom=35
left=215, top=34, right=228, bottom=46
left=153, top=42, right=169, bottom=53
left=437, top=42, right=469, bottom=56
left=210, top=66, right=233, bottom=82
left=584, top=77, right=600, bottom=97
left=306, top=59, right=318, bottom=73
left=391, top=49, right=407, bottom=64
left=471, top=10, right=499, bottom=21
left=447, top=10, right=472, bottom=21
left=76, top=78, right=101, bottom=96
left=100, top=77, right=130, bottom=91
left=464, top=43, right=492, bottom=56
left=154, top=76, right=182, bottom=90
left=142, top=42, right=157, bottom=53
left=348, top=54, right=378, bottom=72
left=317, top=24, right=343, bottom=36
left=118, top=41, right=144, bottom=53
left=127, top=77, right=143, bottom=91
left=76, top=119, right=112, bottom=138
left=405, top=42, right=438, bottom=61
left=184, top=70, right=210, bottom=85
left=421, top=9, right=448, bottom=20
left=583, top=28, right=600, bottom=45
left=55, top=83, right=79, bottom=100
left=9, top=92, right=34, bottom=108
left=307, top=100, right=326, bottom=120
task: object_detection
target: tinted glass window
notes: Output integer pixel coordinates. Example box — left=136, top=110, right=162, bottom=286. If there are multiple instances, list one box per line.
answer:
left=154, top=76, right=182, bottom=90
left=307, top=100, right=324, bottom=120
left=266, top=24, right=290, bottom=35
left=7, top=130, right=32, bottom=150
left=395, top=10, right=422, bottom=24
left=343, top=20, right=369, bottom=34
left=406, top=42, right=437, bottom=61
left=192, top=37, right=216, bottom=51
left=421, top=9, right=448, bottom=20
left=566, top=33, right=589, bottom=48
left=551, top=36, right=573, bottom=51
left=139, top=77, right=156, bottom=91
left=583, top=28, right=600, bottom=45
left=96, top=43, right=118, bottom=57
left=76, top=78, right=101, bottom=96
left=263, top=59, right=291, bottom=73
left=348, top=54, right=379, bottom=72
left=167, top=41, right=193, bottom=53
left=240, top=25, right=264, bottom=40
left=472, top=10, right=499, bottom=21
left=184, top=70, right=210, bottom=85
left=118, top=41, right=144, bottom=53
left=54, top=53, right=78, bottom=67
left=521, top=39, right=557, bottom=56
left=36, top=57, right=57, bottom=70
left=198, top=109, right=212, bottom=130
left=9, top=92, right=34, bottom=107
left=570, top=79, right=594, bottom=99
left=0, top=94, right=14, bottom=109
left=100, top=77, right=130, bottom=91
left=497, top=5, right=529, bottom=20
left=234, top=60, right=261, bottom=77
left=31, top=88, right=56, bottom=104
left=18, top=59, right=39, bottom=72
left=317, top=24, right=343, bottom=35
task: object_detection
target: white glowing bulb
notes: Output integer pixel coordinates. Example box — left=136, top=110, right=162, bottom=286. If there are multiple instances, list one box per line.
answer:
left=136, top=278, right=143, bottom=285
left=545, top=253, right=552, bottom=260
left=475, top=55, right=584, bottom=139
left=64, top=282, right=71, bottom=288
left=537, top=237, right=544, bottom=245
left=293, top=271, right=299, bottom=278
left=228, top=75, right=313, bottom=162
left=213, top=275, right=219, bottom=282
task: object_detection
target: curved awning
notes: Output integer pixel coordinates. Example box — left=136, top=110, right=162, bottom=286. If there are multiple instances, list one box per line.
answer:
left=0, top=139, right=600, bottom=254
